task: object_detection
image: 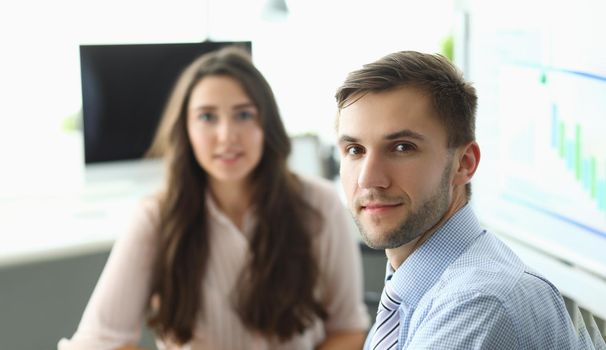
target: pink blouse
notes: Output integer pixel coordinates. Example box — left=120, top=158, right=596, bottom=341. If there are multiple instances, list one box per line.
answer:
left=58, top=175, right=369, bottom=349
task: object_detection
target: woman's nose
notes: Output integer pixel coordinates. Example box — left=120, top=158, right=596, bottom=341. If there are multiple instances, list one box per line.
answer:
left=217, top=119, right=238, bottom=143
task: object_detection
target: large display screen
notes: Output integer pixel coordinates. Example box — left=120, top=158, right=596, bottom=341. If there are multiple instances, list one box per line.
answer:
left=464, top=0, right=606, bottom=278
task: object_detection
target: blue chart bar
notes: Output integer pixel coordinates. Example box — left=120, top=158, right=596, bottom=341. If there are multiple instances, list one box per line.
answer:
left=551, top=105, right=558, bottom=148
left=566, top=141, right=574, bottom=170
left=590, top=158, right=596, bottom=198
left=582, top=158, right=590, bottom=190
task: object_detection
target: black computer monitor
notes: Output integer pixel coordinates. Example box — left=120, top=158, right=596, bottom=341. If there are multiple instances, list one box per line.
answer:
left=80, top=41, right=252, bottom=164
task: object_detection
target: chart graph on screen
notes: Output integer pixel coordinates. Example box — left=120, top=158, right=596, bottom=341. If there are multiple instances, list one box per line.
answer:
left=466, top=0, right=606, bottom=278
left=497, top=64, right=606, bottom=240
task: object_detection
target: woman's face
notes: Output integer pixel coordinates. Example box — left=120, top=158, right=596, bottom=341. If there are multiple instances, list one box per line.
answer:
left=186, top=75, right=264, bottom=189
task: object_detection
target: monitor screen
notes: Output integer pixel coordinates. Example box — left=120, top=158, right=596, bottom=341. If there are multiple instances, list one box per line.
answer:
left=80, top=41, right=252, bottom=164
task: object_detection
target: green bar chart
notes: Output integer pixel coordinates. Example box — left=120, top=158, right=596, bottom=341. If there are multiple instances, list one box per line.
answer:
left=551, top=112, right=606, bottom=213
left=492, top=61, right=606, bottom=239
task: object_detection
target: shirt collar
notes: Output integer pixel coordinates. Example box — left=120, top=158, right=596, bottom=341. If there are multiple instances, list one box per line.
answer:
left=205, top=191, right=257, bottom=238
left=388, top=203, right=485, bottom=309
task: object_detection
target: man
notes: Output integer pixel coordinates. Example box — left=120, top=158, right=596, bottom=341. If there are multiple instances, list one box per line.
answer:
left=335, top=51, right=602, bottom=349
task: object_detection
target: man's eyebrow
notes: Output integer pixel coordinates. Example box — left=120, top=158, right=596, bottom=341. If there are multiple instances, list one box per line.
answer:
left=385, top=129, right=425, bottom=141
left=338, top=135, right=358, bottom=144
left=338, top=130, right=425, bottom=145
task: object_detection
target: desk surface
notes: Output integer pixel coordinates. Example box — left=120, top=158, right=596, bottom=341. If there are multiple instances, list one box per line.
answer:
left=0, top=134, right=329, bottom=267
left=0, top=159, right=164, bottom=267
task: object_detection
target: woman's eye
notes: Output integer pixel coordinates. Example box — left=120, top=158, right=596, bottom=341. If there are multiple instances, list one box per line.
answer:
left=235, top=110, right=255, bottom=121
left=198, top=112, right=215, bottom=122
left=394, top=143, right=415, bottom=152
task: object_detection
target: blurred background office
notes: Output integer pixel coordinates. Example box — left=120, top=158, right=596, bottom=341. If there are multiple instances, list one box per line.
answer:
left=0, top=0, right=604, bottom=349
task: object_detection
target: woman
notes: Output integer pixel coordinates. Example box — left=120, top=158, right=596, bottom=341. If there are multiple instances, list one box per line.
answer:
left=58, top=46, right=369, bottom=349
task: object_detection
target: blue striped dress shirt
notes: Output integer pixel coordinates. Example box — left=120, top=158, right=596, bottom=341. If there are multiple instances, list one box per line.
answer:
left=364, top=204, right=601, bottom=349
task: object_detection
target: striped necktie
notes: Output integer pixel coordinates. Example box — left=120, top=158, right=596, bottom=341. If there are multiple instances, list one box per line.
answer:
left=370, top=279, right=402, bottom=350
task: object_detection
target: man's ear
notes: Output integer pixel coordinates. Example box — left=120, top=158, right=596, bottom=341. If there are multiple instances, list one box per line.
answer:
left=453, top=141, right=480, bottom=186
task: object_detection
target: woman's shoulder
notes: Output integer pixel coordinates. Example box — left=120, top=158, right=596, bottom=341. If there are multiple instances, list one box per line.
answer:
left=107, top=193, right=163, bottom=253
left=296, top=174, right=342, bottom=211
left=139, top=193, right=161, bottom=215
left=129, top=193, right=162, bottom=232
left=298, top=173, right=333, bottom=190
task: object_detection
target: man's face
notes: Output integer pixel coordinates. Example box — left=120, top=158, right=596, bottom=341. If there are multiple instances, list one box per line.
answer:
left=337, top=86, right=455, bottom=249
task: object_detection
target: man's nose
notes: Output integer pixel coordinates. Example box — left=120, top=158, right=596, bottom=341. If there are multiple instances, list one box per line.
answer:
left=357, top=152, right=390, bottom=189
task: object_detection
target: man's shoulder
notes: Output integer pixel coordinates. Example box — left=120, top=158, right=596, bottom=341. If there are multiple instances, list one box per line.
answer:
left=426, top=232, right=563, bottom=313
left=407, top=232, right=580, bottom=349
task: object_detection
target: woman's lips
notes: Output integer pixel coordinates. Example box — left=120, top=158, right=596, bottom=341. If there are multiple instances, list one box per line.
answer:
left=214, top=151, right=243, bottom=164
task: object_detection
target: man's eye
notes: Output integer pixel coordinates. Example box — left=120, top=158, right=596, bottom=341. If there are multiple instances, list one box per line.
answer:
left=394, top=143, right=415, bottom=152
left=347, top=146, right=364, bottom=156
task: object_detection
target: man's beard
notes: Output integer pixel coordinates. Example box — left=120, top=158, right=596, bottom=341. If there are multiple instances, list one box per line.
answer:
left=355, top=164, right=452, bottom=250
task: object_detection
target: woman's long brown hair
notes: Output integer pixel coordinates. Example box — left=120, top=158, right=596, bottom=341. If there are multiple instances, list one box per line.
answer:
left=146, top=46, right=326, bottom=344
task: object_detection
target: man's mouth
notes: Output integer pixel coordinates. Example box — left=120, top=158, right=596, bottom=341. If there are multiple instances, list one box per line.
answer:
left=360, top=202, right=403, bottom=214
